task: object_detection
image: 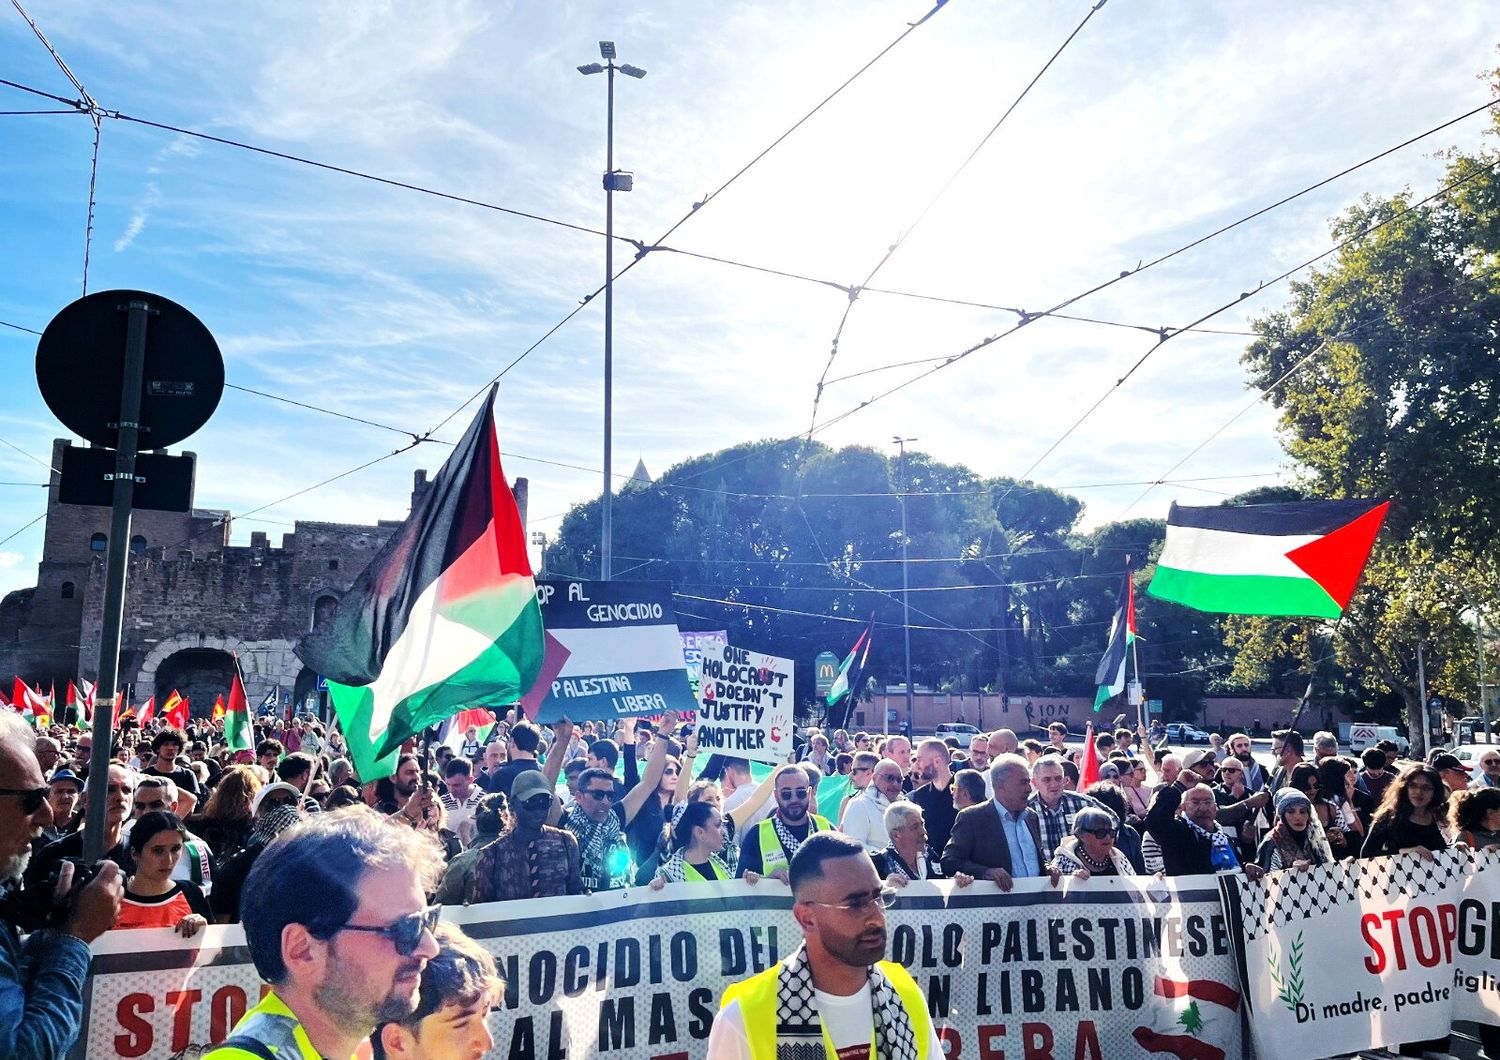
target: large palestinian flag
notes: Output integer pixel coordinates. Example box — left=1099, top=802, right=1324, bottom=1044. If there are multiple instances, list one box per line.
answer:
left=1093, top=571, right=1135, bottom=710
left=1147, top=499, right=1389, bottom=619
left=296, top=387, right=544, bottom=780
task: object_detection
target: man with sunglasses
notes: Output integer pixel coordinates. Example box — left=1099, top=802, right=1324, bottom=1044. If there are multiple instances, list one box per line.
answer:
left=708, top=832, right=938, bottom=1059
left=471, top=771, right=581, bottom=901
left=0, top=711, right=123, bottom=1058
left=207, top=808, right=444, bottom=1060
left=737, top=764, right=834, bottom=883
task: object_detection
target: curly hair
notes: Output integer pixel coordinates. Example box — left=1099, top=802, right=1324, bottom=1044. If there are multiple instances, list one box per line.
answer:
left=1372, top=763, right=1449, bottom=831
left=200, top=764, right=262, bottom=822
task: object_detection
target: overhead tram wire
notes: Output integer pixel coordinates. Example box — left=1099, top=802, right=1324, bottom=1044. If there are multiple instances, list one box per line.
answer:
left=806, top=95, right=1500, bottom=438
left=1114, top=271, right=1500, bottom=519
left=986, top=154, right=1500, bottom=500
left=416, top=0, right=955, bottom=441
left=9, top=0, right=104, bottom=294
left=806, top=0, right=1112, bottom=446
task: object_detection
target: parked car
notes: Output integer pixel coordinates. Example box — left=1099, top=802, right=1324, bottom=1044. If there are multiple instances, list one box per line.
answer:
left=1165, top=723, right=1211, bottom=745
left=934, top=722, right=981, bottom=740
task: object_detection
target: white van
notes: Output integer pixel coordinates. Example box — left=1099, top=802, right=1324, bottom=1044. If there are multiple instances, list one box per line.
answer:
left=1346, top=724, right=1408, bottom=755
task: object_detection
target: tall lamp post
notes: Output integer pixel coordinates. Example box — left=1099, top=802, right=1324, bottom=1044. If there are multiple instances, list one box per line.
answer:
left=578, top=41, right=646, bottom=581
left=893, top=437, right=917, bottom=736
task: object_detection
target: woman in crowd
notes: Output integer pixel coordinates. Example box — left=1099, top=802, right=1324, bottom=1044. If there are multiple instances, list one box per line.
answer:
left=1255, top=789, right=1334, bottom=872
left=1051, top=807, right=1136, bottom=877
left=1451, top=786, right=1500, bottom=851
left=185, top=764, right=261, bottom=863
left=1361, top=763, right=1450, bottom=860
left=1317, top=756, right=1366, bottom=851
left=1083, top=782, right=1146, bottom=872
left=1118, top=758, right=1151, bottom=824
left=651, top=801, right=752, bottom=885
left=1288, top=762, right=1354, bottom=859
left=115, top=812, right=212, bottom=936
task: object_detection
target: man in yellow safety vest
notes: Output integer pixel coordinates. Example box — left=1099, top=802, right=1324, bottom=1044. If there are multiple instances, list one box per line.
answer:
left=708, top=831, right=940, bottom=1060
left=736, top=764, right=832, bottom=882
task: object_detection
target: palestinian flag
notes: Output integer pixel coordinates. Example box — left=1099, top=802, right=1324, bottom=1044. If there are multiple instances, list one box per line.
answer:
left=437, top=707, right=496, bottom=755
left=295, top=386, right=544, bottom=781
left=224, top=664, right=252, bottom=752
left=1093, top=572, right=1136, bottom=710
left=11, top=678, right=46, bottom=718
left=827, top=619, right=873, bottom=710
left=1147, top=499, right=1389, bottom=619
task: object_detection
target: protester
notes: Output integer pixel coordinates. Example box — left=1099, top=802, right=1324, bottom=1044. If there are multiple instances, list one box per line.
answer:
left=41, top=768, right=81, bottom=843
left=1255, top=789, right=1334, bottom=872
left=1082, top=782, right=1147, bottom=873
left=908, top=738, right=958, bottom=854
left=952, top=768, right=986, bottom=812
left=1450, top=786, right=1500, bottom=850
left=0, top=710, right=123, bottom=1059
left=651, top=800, right=747, bottom=885
left=1144, top=775, right=1265, bottom=878
left=1211, top=756, right=1269, bottom=862
left=275, top=752, right=323, bottom=813
left=27, top=762, right=135, bottom=886
left=1312, top=730, right=1339, bottom=761
left=471, top=773, right=581, bottom=901
left=484, top=722, right=543, bottom=799
left=206, top=808, right=444, bottom=1060
left=143, top=726, right=201, bottom=797
left=436, top=793, right=507, bottom=904
left=1432, top=751, right=1473, bottom=795
left=370, top=921, right=503, bottom=1060
left=1358, top=746, right=1396, bottom=806
left=841, top=758, right=903, bottom=852
left=874, top=800, right=972, bottom=886
left=558, top=716, right=675, bottom=891
left=115, top=811, right=212, bottom=935
left=967, top=734, right=990, bottom=772
left=211, top=802, right=304, bottom=923
left=837, top=751, right=879, bottom=823
left=1226, top=733, right=1267, bottom=792
left=1318, top=755, right=1367, bottom=849
left=440, top=758, right=484, bottom=847
left=1051, top=807, right=1136, bottom=877
left=737, top=764, right=834, bottom=881
left=942, top=754, right=1052, bottom=889
left=1028, top=756, right=1107, bottom=861
left=129, top=776, right=215, bottom=895
left=707, top=832, right=939, bottom=1058
left=1268, top=730, right=1305, bottom=791
left=1361, top=764, right=1451, bottom=861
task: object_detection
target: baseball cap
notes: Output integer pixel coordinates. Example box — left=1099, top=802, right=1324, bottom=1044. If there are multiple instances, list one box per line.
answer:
left=1431, top=753, right=1471, bottom=774
left=511, top=770, right=553, bottom=803
left=251, top=781, right=302, bottom=815
left=1182, top=748, right=1216, bottom=771
left=47, top=768, right=82, bottom=790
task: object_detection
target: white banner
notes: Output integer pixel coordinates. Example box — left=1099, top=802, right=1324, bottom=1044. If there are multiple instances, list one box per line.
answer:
left=76, top=876, right=1240, bottom=1060
left=1228, top=850, right=1500, bottom=1059
left=695, top=643, right=794, bottom=765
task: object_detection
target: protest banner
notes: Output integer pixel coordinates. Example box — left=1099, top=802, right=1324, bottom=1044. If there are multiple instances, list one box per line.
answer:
left=1225, top=849, right=1500, bottom=1059
left=523, top=579, right=699, bottom=723
left=679, top=629, right=728, bottom=707
left=76, top=875, right=1240, bottom=1060
left=694, top=642, right=794, bottom=764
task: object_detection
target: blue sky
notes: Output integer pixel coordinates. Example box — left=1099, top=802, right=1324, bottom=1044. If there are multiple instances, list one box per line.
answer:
left=1, top=0, right=1496, bottom=598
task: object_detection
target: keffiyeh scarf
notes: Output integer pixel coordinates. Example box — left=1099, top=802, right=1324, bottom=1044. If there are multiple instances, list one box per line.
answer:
left=774, top=944, right=919, bottom=1060
left=565, top=807, right=631, bottom=890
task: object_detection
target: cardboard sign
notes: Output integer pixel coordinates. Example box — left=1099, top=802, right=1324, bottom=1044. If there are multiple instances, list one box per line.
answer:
left=695, top=643, right=793, bottom=764
left=523, top=580, right=698, bottom=723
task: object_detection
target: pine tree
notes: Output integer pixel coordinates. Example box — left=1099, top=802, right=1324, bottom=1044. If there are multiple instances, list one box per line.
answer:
left=1176, top=1000, right=1204, bottom=1035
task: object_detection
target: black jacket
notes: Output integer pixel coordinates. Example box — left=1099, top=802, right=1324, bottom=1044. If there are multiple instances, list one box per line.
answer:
left=1143, top=783, right=1222, bottom=876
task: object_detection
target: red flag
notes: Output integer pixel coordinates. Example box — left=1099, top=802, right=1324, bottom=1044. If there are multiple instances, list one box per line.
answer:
left=164, top=694, right=189, bottom=730
left=136, top=695, right=157, bottom=725
left=1079, top=721, right=1101, bottom=789
left=12, top=678, right=46, bottom=717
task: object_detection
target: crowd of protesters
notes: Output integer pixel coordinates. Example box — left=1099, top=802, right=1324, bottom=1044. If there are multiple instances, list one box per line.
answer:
left=5, top=701, right=1500, bottom=1057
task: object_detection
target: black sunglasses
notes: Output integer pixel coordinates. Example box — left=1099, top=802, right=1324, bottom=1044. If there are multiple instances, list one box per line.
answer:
left=1082, top=828, right=1118, bottom=839
left=521, top=793, right=553, bottom=811
left=584, top=788, right=618, bottom=802
left=336, top=905, right=441, bottom=956
left=0, top=787, right=50, bottom=815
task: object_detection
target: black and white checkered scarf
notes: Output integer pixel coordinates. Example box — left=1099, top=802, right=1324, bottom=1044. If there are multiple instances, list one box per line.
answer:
left=773, top=943, right=919, bottom=1060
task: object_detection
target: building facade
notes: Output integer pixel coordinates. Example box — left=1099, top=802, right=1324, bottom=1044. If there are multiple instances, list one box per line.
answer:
left=0, top=441, right=527, bottom=718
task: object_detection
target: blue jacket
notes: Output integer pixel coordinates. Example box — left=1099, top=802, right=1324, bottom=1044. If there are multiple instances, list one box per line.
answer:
left=0, top=919, right=92, bottom=1059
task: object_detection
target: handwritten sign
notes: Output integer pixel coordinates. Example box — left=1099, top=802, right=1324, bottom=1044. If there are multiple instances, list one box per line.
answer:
left=695, top=643, right=793, bottom=764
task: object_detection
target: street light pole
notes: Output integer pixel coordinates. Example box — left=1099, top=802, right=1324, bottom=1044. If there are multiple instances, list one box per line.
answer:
left=578, top=42, right=645, bottom=581
left=893, top=437, right=917, bottom=736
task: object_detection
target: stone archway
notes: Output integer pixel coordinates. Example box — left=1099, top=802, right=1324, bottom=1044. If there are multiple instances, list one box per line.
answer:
left=153, top=649, right=235, bottom=718
left=134, top=632, right=302, bottom=717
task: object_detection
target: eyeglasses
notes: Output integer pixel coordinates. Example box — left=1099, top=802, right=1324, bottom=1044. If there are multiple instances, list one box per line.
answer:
left=584, top=789, right=617, bottom=802
left=521, top=793, right=554, bottom=812
left=852, top=767, right=873, bottom=774
left=1483, top=760, right=1500, bottom=767
left=0, top=787, right=50, bottom=815
left=335, top=905, right=441, bottom=956
left=1082, top=828, right=1118, bottom=838
left=803, top=887, right=899, bottom=914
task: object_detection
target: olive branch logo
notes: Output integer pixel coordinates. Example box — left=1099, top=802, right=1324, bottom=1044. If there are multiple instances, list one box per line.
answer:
left=1267, top=931, right=1305, bottom=1012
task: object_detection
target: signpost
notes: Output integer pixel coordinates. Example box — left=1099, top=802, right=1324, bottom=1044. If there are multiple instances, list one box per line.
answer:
left=814, top=650, right=839, bottom=697
left=35, top=290, right=222, bottom=862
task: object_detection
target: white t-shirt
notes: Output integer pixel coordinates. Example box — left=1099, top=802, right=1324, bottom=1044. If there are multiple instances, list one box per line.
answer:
left=723, top=783, right=773, bottom=828
left=705, top=981, right=943, bottom=1059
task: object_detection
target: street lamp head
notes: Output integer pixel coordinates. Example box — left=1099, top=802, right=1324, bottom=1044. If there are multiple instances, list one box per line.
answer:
left=577, top=62, right=604, bottom=75
left=599, top=40, right=616, bottom=59
left=619, top=63, right=647, bottom=79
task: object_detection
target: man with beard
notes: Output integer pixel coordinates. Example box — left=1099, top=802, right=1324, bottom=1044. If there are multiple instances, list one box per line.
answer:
left=26, top=762, right=136, bottom=888
left=737, top=765, right=834, bottom=882
left=0, top=710, right=122, bottom=1058
left=1226, top=733, right=1267, bottom=792
left=207, top=808, right=444, bottom=1060
left=471, top=772, right=581, bottom=901
left=707, top=832, right=938, bottom=1059
left=908, top=738, right=958, bottom=853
